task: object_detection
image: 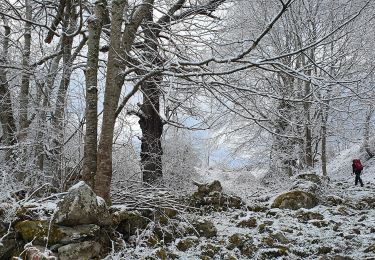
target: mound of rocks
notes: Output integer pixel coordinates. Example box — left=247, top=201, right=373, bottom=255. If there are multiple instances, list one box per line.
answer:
left=1, top=181, right=111, bottom=260
left=190, top=180, right=245, bottom=211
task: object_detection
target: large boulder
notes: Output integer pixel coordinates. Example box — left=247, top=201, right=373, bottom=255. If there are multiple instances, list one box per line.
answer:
left=53, top=181, right=111, bottom=226
left=271, top=190, right=318, bottom=210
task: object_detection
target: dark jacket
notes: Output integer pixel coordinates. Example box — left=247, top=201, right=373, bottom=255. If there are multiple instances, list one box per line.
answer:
left=352, top=164, right=362, bottom=174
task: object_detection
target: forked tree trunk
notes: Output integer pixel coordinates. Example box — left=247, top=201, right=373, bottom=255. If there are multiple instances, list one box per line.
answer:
left=95, top=0, right=128, bottom=202
left=82, top=0, right=106, bottom=188
left=95, top=0, right=154, bottom=202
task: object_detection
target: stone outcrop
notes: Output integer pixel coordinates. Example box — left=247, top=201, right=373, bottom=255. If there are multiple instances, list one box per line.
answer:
left=0, top=181, right=111, bottom=260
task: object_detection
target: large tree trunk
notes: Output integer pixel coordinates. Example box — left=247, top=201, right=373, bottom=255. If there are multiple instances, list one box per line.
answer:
left=140, top=79, right=163, bottom=184
left=82, top=0, right=106, bottom=188
left=0, top=21, right=17, bottom=161
left=138, top=7, right=164, bottom=184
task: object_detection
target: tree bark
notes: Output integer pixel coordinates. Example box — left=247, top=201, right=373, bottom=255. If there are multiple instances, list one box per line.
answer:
left=0, top=21, right=17, bottom=161
left=363, top=106, right=374, bottom=158
left=82, top=0, right=106, bottom=188
left=321, top=106, right=328, bottom=176
left=140, top=78, right=163, bottom=183
left=138, top=7, right=164, bottom=184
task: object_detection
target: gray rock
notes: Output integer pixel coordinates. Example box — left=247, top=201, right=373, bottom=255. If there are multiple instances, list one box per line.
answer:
left=53, top=181, right=111, bottom=226
left=58, top=241, right=101, bottom=260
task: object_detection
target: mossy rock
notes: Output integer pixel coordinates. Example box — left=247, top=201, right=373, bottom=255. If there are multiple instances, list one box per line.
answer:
left=0, top=238, right=19, bottom=260
left=336, top=206, right=350, bottom=216
left=364, top=244, right=375, bottom=253
left=154, top=227, right=175, bottom=244
left=190, top=180, right=244, bottom=211
left=201, top=243, right=221, bottom=257
left=58, top=241, right=101, bottom=260
left=296, top=210, right=324, bottom=222
left=154, top=248, right=178, bottom=260
left=259, top=247, right=288, bottom=259
left=227, top=233, right=250, bottom=250
left=311, top=220, right=329, bottom=228
left=258, top=221, right=273, bottom=234
left=237, top=217, right=257, bottom=228
left=318, top=256, right=353, bottom=260
left=248, top=204, right=268, bottom=212
left=176, top=237, right=198, bottom=251
left=295, top=173, right=322, bottom=185
left=14, top=220, right=99, bottom=245
left=272, top=190, right=318, bottom=210
left=325, top=195, right=344, bottom=206
left=360, top=197, right=375, bottom=208
left=115, top=210, right=150, bottom=240
left=241, top=242, right=257, bottom=257
left=260, top=236, right=275, bottom=247
left=193, top=220, right=217, bottom=238
left=270, top=232, right=289, bottom=244
left=318, top=246, right=332, bottom=254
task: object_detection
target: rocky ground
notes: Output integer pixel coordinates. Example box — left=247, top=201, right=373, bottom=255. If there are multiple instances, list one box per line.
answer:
left=108, top=173, right=375, bottom=260
left=1, top=148, right=375, bottom=259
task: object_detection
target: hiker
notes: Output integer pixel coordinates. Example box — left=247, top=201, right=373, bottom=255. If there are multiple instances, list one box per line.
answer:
left=352, top=159, right=364, bottom=187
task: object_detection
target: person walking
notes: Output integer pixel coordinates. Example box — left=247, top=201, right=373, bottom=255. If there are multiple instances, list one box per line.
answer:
left=352, top=159, right=364, bottom=187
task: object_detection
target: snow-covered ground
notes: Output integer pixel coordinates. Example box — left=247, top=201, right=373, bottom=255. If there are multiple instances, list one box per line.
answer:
left=116, top=146, right=375, bottom=259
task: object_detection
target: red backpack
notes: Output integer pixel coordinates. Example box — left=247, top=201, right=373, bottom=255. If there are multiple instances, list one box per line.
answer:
left=353, top=159, right=363, bottom=171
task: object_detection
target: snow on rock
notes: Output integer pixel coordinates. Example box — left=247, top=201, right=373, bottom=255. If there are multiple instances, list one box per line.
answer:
left=53, top=181, right=111, bottom=226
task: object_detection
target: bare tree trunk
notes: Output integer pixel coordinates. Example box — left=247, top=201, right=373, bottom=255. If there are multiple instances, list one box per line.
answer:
left=95, top=0, right=128, bottom=202
left=0, top=21, right=17, bottom=161
left=140, top=78, right=163, bottom=183
left=303, top=67, right=313, bottom=168
left=138, top=8, right=164, bottom=184
left=82, top=0, right=106, bottom=188
left=34, top=51, right=62, bottom=170
left=95, top=0, right=154, bottom=202
left=363, top=106, right=374, bottom=158
left=321, top=106, right=328, bottom=176
left=18, top=0, right=32, bottom=140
